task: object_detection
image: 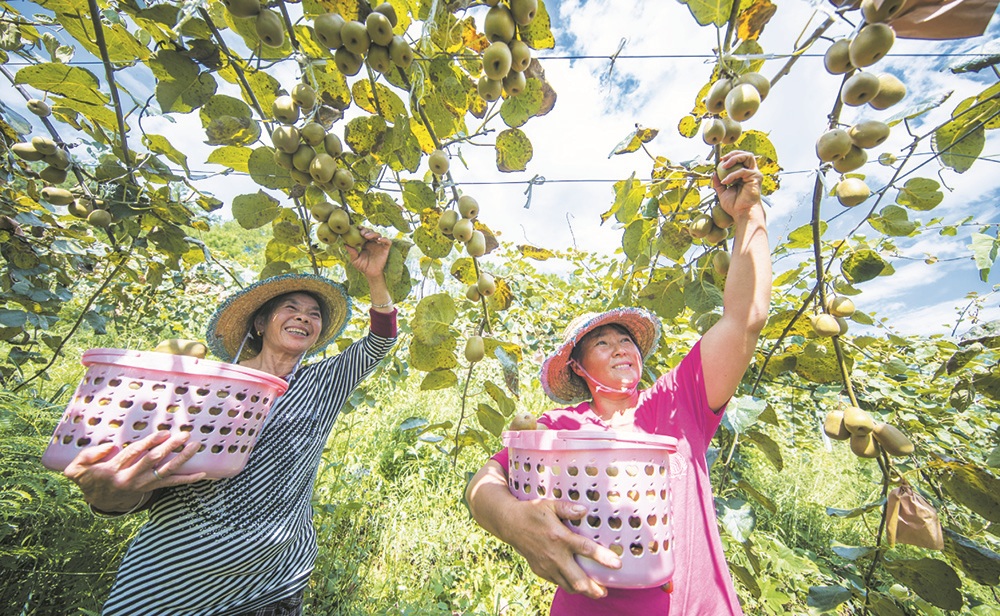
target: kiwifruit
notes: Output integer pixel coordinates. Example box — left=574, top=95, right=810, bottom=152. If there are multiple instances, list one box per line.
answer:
left=484, top=4, right=516, bottom=43
left=314, top=13, right=346, bottom=49
left=716, top=160, right=746, bottom=183
left=703, top=223, right=728, bottom=245
left=826, top=295, right=856, bottom=317
left=510, top=0, right=538, bottom=26
left=458, top=195, right=479, bottom=219
left=711, top=203, right=734, bottom=229
left=299, top=122, right=326, bottom=147
left=291, top=83, right=316, bottom=109
left=68, top=199, right=93, bottom=218
left=872, top=422, right=914, bottom=456
left=478, top=77, right=503, bottom=102
left=466, top=230, right=486, bottom=257
left=332, top=168, right=354, bottom=191
left=316, top=222, right=338, bottom=244
left=41, top=186, right=74, bottom=205
left=271, top=125, right=300, bottom=153
left=477, top=272, right=496, bottom=296
left=835, top=178, right=871, bottom=207
left=734, top=72, right=769, bottom=101
left=466, top=284, right=481, bottom=302
left=861, top=0, right=908, bottom=24
left=366, top=44, right=392, bottom=74
left=726, top=83, right=760, bottom=122
left=341, top=21, right=370, bottom=56
left=509, top=412, right=538, bottom=431
left=374, top=2, right=398, bottom=27
left=27, top=99, right=51, bottom=117
left=870, top=73, right=906, bottom=109
left=452, top=218, right=474, bottom=243
left=255, top=9, right=284, bottom=48
left=483, top=42, right=513, bottom=80
left=309, top=153, right=337, bottom=184
left=836, top=316, right=849, bottom=336
left=832, top=145, right=868, bottom=173
left=850, top=432, right=881, bottom=458
left=509, top=39, right=531, bottom=72
left=39, top=165, right=67, bottom=184
left=291, top=144, right=316, bottom=172
left=31, top=136, right=58, bottom=156
left=389, top=36, right=414, bottom=69
left=272, top=95, right=299, bottom=125
left=810, top=313, right=841, bottom=337
left=849, top=23, right=895, bottom=68
left=438, top=209, right=459, bottom=235
left=334, top=47, right=364, bottom=76
left=274, top=149, right=293, bottom=170
left=289, top=168, right=313, bottom=186
left=701, top=118, right=725, bottom=146
left=465, top=335, right=485, bottom=363
left=720, top=116, right=742, bottom=144
left=841, top=72, right=881, bottom=106
left=327, top=208, right=351, bottom=234
left=843, top=406, right=875, bottom=435
left=223, top=0, right=260, bottom=18
left=342, top=225, right=365, bottom=249
left=365, top=11, right=394, bottom=47
left=309, top=201, right=336, bottom=222
left=848, top=120, right=890, bottom=148
left=428, top=149, right=449, bottom=175
left=712, top=251, right=730, bottom=276
left=502, top=70, right=527, bottom=97
left=43, top=149, right=70, bottom=170
left=824, top=39, right=853, bottom=74
left=12, top=143, right=43, bottom=161
left=823, top=410, right=851, bottom=440
left=688, top=214, right=713, bottom=239
left=87, top=209, right=113, bottom=228
left=324, top=133, right=343, bottom=156
left=704, top=78, right=732, bottom=114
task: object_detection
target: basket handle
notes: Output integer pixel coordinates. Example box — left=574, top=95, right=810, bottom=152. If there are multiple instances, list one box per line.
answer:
left=556, top=430, right=676, bottom=448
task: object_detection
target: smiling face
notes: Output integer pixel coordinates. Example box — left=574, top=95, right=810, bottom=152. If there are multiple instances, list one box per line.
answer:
left=254, top=292, right=324, bottom=357
left=570, top=323, right=643, bottom=394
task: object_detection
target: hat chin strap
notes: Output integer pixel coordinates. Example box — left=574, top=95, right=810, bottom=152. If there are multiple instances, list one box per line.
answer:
left=568, top=359, right=639, bottom=398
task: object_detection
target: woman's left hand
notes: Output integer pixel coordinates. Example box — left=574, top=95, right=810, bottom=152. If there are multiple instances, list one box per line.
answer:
left=712, top=150, right=764, bottom=219
left=347, top=227, right=391, bottom=278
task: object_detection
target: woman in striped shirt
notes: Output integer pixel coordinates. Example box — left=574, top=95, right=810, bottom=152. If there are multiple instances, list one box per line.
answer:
left=63, top=227, right=398, bottom=615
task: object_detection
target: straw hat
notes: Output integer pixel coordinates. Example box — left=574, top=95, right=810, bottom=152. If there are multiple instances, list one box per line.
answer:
left=539, top=307, right=661, bottom=404
left=206, top=273, right=351, bottom=362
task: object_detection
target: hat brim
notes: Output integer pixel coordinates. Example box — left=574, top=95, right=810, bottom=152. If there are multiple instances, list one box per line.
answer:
left=540, top=308, right=661, bottom=405
left=206, top=273, right=351, bottom=363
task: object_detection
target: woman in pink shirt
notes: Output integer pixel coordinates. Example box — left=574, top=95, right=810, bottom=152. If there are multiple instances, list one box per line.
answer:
left=465, top=150, right=771, bottom=615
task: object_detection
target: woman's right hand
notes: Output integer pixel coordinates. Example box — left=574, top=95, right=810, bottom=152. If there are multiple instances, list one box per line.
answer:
left=504, top=497, right=622, bottom=599
left=63, top=430, right=207, bottom=513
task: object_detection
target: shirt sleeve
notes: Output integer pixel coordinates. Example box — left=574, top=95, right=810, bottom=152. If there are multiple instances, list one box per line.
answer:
left=369, top=307, right=397, bottom=338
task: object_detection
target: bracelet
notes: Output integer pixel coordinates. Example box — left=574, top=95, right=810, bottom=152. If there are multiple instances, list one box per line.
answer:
left=90, top=492, right=151, bottom=518
left=371, top=300, right=393, bottom=309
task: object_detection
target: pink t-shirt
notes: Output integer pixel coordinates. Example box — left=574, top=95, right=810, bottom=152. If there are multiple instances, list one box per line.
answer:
left=492, top=341, right=743, bottom=615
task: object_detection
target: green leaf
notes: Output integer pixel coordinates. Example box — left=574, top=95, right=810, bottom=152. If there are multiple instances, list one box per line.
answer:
left=518, top=244, right=556, bottom=260
left=500, top=78, right=544, bottom=128
left=969, top=232, right=998, bottom=282
left=622, top=218, right=655, bottom=261
left=142, top=134, right=189, bottom=173
left=885, top=91, right=952, bottom=128
left=722, top=396, right=766, bottom=434
left=496, top=128, right=533, bottom=172
left=677, top=0, right=735, bottom=26
left=199, top=95, right=259, bottom=146
left=746, top=429, right=783, bottom=470
left=657, top=222, right=694, bottom=262
left=517, top=0, right=555, bottom=49
left=247, top=146, right=293, bottom=190
left=826, top=499, right=885, bottom=518
left=148, top=50, right=217, bottom=113
left=936, top=461, right=1000, bottom=523
left=884, top=558, right=963, bottom=611
left=869, top=205, right=917, bottom=237
left=609, top=125, right=659, bottom=157
left=603, top=173, right=645, bottom=225
left=895, top=177, right=943, bottom=211
left=683, top=276, right=723, bottom=313
left=14, top=63, right=108, bottom=105
left=401, top=181, right=436, bottom=214
left=420, top=369, right=457, bottom=391
left=943, top=528, right=1000, bottom=586
left=678, top=115, right=699, bottom=139
left=344, top=115, right=388, bottom=156
left=485, top=380, right=517, bottom=416
left=56, top=5, right=150, bottom=63
left=841, top=249, right=888, bottom=283
left=352, top=79, right=406, bottom=120
left=232, top=191, right=280, bottom=229
left=408, top=335, right=457, bottom=372
left=736, top=479, right=776, bottom=514
left=831, top=543, right=876, bottom=560
left=363, top=192, right=409, bottom=233
left=412, top=293, right=457, bottom=346
left=787, top=222, right=824, bottom=248
left=806, top=585, right=852, bottom=610
left=716, top=497, right=755, bottom=542
left=477, top=403, right=506, bottom=437
left=0, top=309, right=28, bottom=328
left=207, top=146, right=252, bottom=173
left=413, top=222, right=454, bottom=259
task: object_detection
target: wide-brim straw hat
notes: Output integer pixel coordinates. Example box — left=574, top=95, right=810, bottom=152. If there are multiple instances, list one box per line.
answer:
left=206, top=273, right=351, bottom=362
left=540, top=307, right=661, bottom=404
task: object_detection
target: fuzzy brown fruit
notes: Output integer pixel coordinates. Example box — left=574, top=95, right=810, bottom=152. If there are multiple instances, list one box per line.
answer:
left=309, top=153, right=337, bottom=184
left=711, top=203, right=734, bottom=229
left=841, top=72, right=881, bottom=107
left=367, top=44, right=393, bottom=74
left=438, top=209, right=459, bottom=235
left=843, top=406, right=875, bottom=436
left=334, top=47, right=363, bottom=76
left=688, top=215, right=713, bottom=239
left=332, top=168, right=355, bottom=191
left=272, top=95, right=299, bottom=125
left=477, top=272, right=496, bottom=296
left=324, top=133, right=343, bottom=156
left=39, top=165, right=67, bottom=184
left=832, top=146, right=868, bottom=174
left=850, top=432, right=881, bottom=458
left=478, top=77, right=503, bottom=102
left=374, top=2, right=398, bottom=27
left=428, top=149, right=449, bottom=175
left=835, top=177, right=871, bottom=207
left=466, top=230, right=486, bottom=257
left=823, top=410, right=851, bottom=440
left=810, top=314, right=841, bottom=337
left=41, top=186, right=74, bottom=205
left=271, top=125, right=300, bottom=153
left=458, top=195, right=479, bottom=219
left=223, top=0, right=260, bottom=18
left=826, top=295, right=856, bottom=318
left=389, top=36, right=413, bottom=69
left=465, top=335, right=486, bottom=363
left=872, top=422, right=914, bottom=456
left=309, top=201, right=336, bottom=223
left=27, top=99, right=51, bottom=117
left=365, top=11, right=394, bottom=47
left=300, top=122, right=326, bottom=147
left=314, top=13, right=346, bottom=49
left=720, top=117, right=742, bottom=145
left=861, top=0, right=908, bottom=23
left=327, top=208, right=351, bottom=234
left=255, top=9, right=284, bottom=48
left=466, top=284, right=481, bottom=302
left=849, top=24, right=895, bottom=68
left=12, top=143, right=43, bottom=161
left=291, top=83, right=316, bottom=110
left=849, top=120, right=890, bottom=149
left=704, top=78, right=732, bottom=114
left=31, top=137, right=57, bottom=156
left=342, top=225, right=365, bottom=249
left=87, top=209, right=113, bottom=228
left=510, top=0, right=538, bottom=26
left=870, top=73, right=906, bottom=110
left=824, top=39, right=853, bottom=74
left=483, top=41, right=513, bottom=80
left=712, top=251, right=730, bottom=276
left=734, top=72, right=769, bottom=101
left=502, top=71, right=527, bottom=97
left=716, top=160, right=746, bottom=183
left=509, top=40, right=531, bottom=72
left=509, top=411, right=538, bottom=431
left=341, top=21, right=371, bottom=56
left=701, top=118, right=725, bottom=146
left=452, top=218, right=474, bottom=243
left=484, top=5, right=516, bottom=43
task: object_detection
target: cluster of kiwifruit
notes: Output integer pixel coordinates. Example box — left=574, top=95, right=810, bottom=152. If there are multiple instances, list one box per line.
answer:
left=688, top=202, right=735, bottom=247
left=269, top=82, right=352, bottom=192
left=11, top=99, right=113, bottom=228
left=313, top=4, right=414, bottom=76
left=700, top=71, right=770, bottom=147
left=817, top=0, right=908, bottom=201
left=478, top=0, right=539, bottom=102
left=437, top=192, right=486, bottom=260
left=310, top=200, right=365, bottom=250
left=823, top=404, right=915, bottom=458
left=462, top=271, right=497, bottom=364
left=222, top=0, right=286, bottom=48
left=809, top=293, right=856, bottom=338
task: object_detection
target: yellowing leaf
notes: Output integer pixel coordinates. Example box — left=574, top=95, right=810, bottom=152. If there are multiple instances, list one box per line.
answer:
left=737, top=0, right=777, bottom=41
left=517, top=244, right=555, bottom=260
left=232, top=191, right=280, bottom=229
left=14, top=63, right=108, bottom=105
left=677, top=0, right=736, bottom=27
left=496, top=128, right=533, bottom=172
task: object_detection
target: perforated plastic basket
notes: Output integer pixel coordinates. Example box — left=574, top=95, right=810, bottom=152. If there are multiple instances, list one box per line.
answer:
left=41, top=348, right=288, bottom=479
left=503, top=429, right=677, bottom=589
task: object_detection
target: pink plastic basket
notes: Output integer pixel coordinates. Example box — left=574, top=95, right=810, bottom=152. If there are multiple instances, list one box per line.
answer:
left=41, top=348, right=288, bottom=479
left=502, top=429, right=677, bottom=589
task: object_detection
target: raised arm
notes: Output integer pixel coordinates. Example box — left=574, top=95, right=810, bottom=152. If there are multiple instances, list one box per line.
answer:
left=465, top=459, right=622, bottom=599
left=346, top=227, right=394, bottom=314
left=699, top=150, right=772, bottom=411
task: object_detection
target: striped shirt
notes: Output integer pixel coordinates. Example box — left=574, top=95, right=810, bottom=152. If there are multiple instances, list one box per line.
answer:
left=102, top=315, right=396, bottom=615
